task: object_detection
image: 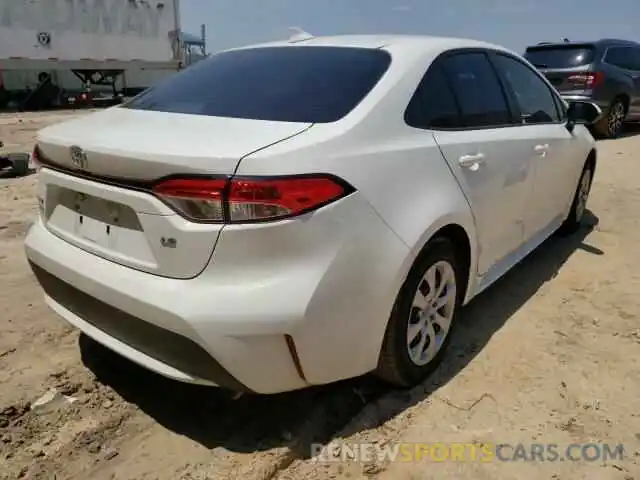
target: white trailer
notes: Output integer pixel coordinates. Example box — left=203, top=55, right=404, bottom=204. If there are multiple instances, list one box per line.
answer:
left=0, top=0, right=183, bottom=109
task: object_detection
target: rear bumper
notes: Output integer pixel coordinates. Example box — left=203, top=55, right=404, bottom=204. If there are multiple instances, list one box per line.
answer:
left=25, top=193, right=411, bottom=394
left=561, top=94, right=610, bottom=111
left=26, top=219, right=291, bottom=392
left=560, top=95, right=610, bottom=125
left=29, top=262, right=252, bottom=391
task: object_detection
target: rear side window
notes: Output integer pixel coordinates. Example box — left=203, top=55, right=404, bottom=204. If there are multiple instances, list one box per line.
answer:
left=605, top=46, right=636, bottom=70
left=441, top=53, right=512, bottom=128
left=524, top=45, right=596, bottom=68
left=123, top=46, right=392, bottom=123
left=632, top=48, right=640, bottom=71
left=405, top=64, right=462, bottom=129
left=492, top=54, right=560, bottom=124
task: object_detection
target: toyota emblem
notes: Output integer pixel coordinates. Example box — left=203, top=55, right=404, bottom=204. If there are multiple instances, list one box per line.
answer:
left=70, top=146, right=88, bottom=170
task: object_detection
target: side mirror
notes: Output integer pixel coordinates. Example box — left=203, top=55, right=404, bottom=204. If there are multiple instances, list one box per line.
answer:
left=566, top=101, right=602, bottom=131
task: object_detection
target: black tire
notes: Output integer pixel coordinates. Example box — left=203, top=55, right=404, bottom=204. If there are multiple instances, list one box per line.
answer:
left=376, top=237, right=463, bottom=387
left=9, top=154, right=30, bottom=176
left=559, top=163, right=594, bottom=235
left=593, top=98, right=626, bottom=139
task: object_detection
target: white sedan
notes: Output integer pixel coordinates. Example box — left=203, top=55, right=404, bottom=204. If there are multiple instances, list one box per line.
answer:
left=24, top=34, right=600, bottom=394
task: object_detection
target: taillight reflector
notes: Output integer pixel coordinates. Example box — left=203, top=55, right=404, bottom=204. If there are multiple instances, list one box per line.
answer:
left=152, top=175, right=353, bottom=223
left=567, top=71, right=603, bottom=88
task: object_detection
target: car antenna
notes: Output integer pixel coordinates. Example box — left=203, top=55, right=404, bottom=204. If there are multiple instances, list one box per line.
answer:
left=288, top=27, right=314, bottom=43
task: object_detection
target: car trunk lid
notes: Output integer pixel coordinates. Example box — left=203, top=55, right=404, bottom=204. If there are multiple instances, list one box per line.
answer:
left=37, top=107, right=312, bottom=182
left=35, top=107, right=312, bottom=279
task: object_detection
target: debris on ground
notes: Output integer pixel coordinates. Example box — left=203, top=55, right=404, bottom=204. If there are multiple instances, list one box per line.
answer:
left=30, top=388, right=77, bottom=414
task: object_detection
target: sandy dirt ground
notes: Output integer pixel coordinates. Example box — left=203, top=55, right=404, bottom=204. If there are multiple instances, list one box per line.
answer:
left=0, top=110, right=639, bottom=480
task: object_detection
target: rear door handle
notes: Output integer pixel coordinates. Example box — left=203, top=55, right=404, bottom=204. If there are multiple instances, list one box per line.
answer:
left=534, top=144, right=550, bottom=156
left=534, top=144, right=549, bottom=152
left=458, top=153, right=486, bottom=170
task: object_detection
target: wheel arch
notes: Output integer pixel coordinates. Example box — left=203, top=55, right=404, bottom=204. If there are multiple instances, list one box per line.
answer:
left=396, top=215, right=479, bottom=311
left=373, top=219, right=477, bottom=385
left=585, top=148, right=597, bottom=178
left=432, top=224, right=472, bottom=301
left=614, top=93, right=631, bottom=114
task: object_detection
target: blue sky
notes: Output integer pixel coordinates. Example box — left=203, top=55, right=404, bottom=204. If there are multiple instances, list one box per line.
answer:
left=181, top=0, right=640, bottom=54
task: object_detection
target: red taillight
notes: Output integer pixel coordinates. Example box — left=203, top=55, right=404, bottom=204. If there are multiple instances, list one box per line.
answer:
left=153, top=177, right=226, bottom=222
left=152, top=175, right=352, bottom=223
left=31, top=145, right=42, bottom=171
left=567, top=71, right=603, bottom=88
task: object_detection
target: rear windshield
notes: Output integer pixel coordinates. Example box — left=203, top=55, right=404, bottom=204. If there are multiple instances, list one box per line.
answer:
left=123, top=46, right=392, bottom=123
left=524, top=45, right=596, bottom=68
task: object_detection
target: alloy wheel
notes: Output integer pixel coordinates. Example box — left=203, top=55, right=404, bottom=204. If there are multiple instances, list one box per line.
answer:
left=608, top=102, right=625, bottom=136
left=406, top=260, right=457, bottom=366
left=575, top=168, right=592, bottom=222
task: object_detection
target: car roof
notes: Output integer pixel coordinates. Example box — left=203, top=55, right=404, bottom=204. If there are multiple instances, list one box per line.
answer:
left=222, top=34, right=516, bottom=57
left=527, top=38, right=640, bottom=49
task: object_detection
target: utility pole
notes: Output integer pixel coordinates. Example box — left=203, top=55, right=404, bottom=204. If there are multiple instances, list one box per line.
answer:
left=201, top=24, right=207, bottom=56
left=172, top=0, right=184, bottom=64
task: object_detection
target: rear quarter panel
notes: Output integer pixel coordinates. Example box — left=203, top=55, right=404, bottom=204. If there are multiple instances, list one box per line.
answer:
left=213, top=40, right=486, bottom=381
left=597, top=63, right=635, bottom=104
left=236, top=122, right=478, bottom=305
left=234, top=122, right=478, bottom=383
left=235, top=41, right=480, bottom=303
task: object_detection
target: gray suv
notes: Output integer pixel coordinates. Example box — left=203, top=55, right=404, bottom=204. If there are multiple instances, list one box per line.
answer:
left=524, top=39, right=640, bottom=138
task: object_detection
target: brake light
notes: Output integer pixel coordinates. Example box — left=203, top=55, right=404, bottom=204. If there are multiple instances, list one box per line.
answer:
left=152, top=175, right=353, bottom=223
left=153, top=177, right=226, bottom=222
left=31, top=145, right=42, bottom=171
left=567, top=72, right=603, bottom=88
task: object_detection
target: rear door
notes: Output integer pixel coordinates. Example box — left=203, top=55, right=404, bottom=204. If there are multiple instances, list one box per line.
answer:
left=524, top=44, right=598, bottom=94
left=627, top=47, right=640, bottom=119
left=489, top=51, right=579, bottom=239
left=602, top=46, right=640, bottom=118
left=604, top=46, right=640, bottom=118
left=417, top=51, right=534, bottom=276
